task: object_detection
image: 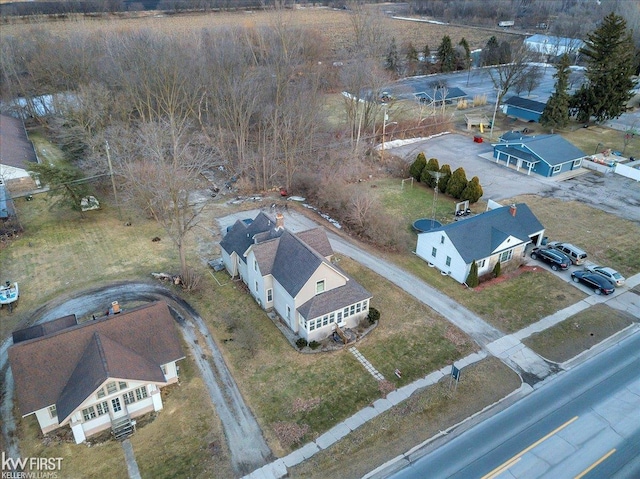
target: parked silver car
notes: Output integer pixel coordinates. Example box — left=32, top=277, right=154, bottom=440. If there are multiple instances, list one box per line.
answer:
left=584, top=264, right=625, bottom=286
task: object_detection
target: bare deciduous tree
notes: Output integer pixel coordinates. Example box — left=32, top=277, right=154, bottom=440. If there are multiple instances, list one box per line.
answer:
left=488, top=42, right=535, bottom=103
left=111, top=120, right=209, bottom=280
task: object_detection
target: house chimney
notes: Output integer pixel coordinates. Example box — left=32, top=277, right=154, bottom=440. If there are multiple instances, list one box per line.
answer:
left=509, top=204, right=517, bottom=217
left=276, top=213, right=284, bottom=229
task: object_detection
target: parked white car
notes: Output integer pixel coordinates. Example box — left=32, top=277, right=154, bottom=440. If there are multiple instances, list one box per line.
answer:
left=583, top=263, right=625, bottom=286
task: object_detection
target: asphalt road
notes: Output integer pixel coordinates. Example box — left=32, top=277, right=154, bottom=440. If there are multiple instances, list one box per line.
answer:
left=386, top=331, right=640, bottom=479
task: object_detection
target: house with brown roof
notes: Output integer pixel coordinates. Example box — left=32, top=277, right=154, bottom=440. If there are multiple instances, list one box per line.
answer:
left=0, top=114, right=39, bottom=189
left=220, top=212, right=372, bottom=342
left=8, top=301, right=185, bottom=443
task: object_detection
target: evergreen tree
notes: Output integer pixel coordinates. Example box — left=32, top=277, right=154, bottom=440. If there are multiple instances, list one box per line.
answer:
left=409, top=152, right=427, bottom=181
left=481, top=36, right=500, bottom=66
left=437, top=36, right=457, bottom=72
left=420, top=158, right=440, bottom=187
left=461, top=176, right=484, bottom=203
left=446, top=167, right=468, bottom=199
left=492, top=261, right=501, bottom=278
left=540, top=54, right=571, bottom=131
left=573, top=13, right=637, bottom=123
left=437, top=164, right=452, bottom=193
left=405, top=42, right=419, bottom=75
left=386, top=37, right=400, bottom=74
left=28, top=162, right=91, bottom=214
left=466, top=261, right=479, bottom=288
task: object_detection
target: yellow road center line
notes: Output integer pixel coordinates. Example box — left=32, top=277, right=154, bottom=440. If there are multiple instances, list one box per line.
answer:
left=574, top=449, right=616, bottom=479
left=484, top=457, right=521, bottom=479
left=481, top=416, right=579, bottom=479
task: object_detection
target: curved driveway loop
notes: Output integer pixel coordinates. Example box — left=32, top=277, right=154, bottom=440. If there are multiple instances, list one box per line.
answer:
left=0, top=282, right=273, bottom=476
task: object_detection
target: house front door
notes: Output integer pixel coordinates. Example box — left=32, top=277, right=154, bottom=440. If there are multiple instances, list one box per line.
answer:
left=111, top=397, right=126, bottom=419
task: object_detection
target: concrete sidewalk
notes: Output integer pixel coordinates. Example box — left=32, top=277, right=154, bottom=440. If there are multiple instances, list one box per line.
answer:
left=225, top=209, right=640, bottom=479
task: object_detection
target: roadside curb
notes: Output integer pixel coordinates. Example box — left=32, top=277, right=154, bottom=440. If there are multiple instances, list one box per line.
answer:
left=362, top=383, right=533, bottom=479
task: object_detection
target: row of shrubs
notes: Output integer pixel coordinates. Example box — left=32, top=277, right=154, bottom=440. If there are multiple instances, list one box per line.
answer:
left=409, top=153, right=483, bottom=203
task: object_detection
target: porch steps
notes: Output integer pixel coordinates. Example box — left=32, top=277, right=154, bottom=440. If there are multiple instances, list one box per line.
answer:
left=112, top=416, right=134, bottom=440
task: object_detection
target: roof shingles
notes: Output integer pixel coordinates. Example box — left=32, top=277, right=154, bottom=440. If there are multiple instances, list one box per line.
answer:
left=9, top=301, right=184, bottom=416
left=425, top=203, right=544, bottom=264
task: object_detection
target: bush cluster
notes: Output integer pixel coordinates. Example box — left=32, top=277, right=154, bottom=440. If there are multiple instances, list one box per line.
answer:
left=409, top=153, right=484, bottom=203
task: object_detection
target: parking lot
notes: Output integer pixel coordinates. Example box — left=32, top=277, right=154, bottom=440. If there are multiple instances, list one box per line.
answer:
left=388, top=133, right=640, bottom=224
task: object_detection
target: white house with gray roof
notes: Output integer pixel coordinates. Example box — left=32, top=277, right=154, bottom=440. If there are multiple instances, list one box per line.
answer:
left=220, top=212, right=372, bottom=342
left=416, top=204, right=545, bottom=284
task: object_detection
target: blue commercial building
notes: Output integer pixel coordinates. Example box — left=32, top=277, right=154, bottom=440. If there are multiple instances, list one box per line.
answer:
left=492, top=134, right=586, bottom=177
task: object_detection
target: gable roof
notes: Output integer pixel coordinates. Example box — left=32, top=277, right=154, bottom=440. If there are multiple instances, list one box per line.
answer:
left=503, top=96, right=546, bottom=114
left=0, top=114, right=38, bottom=169
left=422, top=203, right=544, bottom=263
left=270, top=231, right=327, bottom=297
left=494, top=134, right=585, bottom=166
left=56, top=332, right=166, bottom=423
left=9, top=301, right=184, bottom=416
left=416, top=87, right=467, bottom=102
left=499, top=130, right=531, bottom=142
left=297, top=270, right=372, bottom=320
left=295, top=228, right=333, bottom=258
left=219, top=212, right=281, bottom=258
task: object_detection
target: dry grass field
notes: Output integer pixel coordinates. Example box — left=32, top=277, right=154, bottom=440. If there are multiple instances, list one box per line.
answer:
left=289, top=357, right=520, bottom=479
left=0, top=7, right=513, bottom=57
left=523, top=303, right=636, bottom=363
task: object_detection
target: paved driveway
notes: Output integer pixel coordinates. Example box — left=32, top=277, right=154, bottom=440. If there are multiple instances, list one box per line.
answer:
left=388, top=133, right=554, bottom=200
left=388, top=133, right=640, bottom=223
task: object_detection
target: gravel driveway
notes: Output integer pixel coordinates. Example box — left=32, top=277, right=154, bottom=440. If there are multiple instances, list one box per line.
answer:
left=0, top=282, right=272, bottom=476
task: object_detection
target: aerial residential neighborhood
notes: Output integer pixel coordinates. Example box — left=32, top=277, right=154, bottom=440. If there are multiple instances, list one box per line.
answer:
left=0, top=1, right=639, bottom=479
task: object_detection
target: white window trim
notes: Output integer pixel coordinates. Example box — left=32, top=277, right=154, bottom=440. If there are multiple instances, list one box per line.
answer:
left=316, top=279, right=326, bottom=294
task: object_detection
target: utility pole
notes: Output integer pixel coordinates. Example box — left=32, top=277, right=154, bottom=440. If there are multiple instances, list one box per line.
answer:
left=381, top=106, right=388, bottom=155
left=105, top=141, right=121, bottom=220
left=490, top=88, right=502, bottom=140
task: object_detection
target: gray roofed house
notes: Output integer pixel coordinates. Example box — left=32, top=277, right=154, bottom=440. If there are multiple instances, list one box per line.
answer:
left=0, top=114, right=39, bottom=188
left=416, top=203, right=545, bottom=284
left=9, top=301, right=185, bottom=443
left=220, top=212, right=372, bottom=342
left=415, top=87, right=468, bottom=105
left=492, top=134, right=587, bottom=177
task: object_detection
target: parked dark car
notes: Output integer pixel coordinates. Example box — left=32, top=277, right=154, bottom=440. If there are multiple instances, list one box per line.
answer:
left=530, top=247, right=571, bottom=271
left=571, top=271, right=615, bottom=295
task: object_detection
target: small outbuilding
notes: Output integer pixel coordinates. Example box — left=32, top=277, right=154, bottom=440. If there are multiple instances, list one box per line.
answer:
left=502, top=96, right=546, bottom=123
left=415, top=87, right=468, bottom=105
